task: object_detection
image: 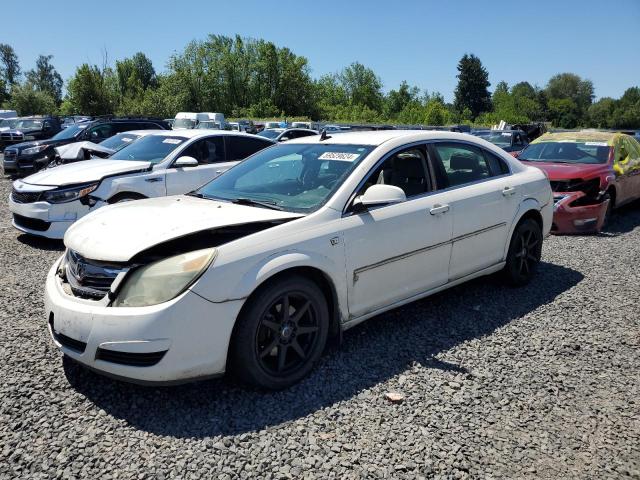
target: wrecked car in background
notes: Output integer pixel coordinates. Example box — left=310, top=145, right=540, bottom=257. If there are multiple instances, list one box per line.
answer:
left=474, top=129, right=529, bottom=154
left=518, top=131, right=640, bottom=233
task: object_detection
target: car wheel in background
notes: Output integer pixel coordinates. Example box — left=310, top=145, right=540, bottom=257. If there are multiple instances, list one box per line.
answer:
left=230, top=275, right=329, bottom=390
left=502, top=218, right=542, bottom=287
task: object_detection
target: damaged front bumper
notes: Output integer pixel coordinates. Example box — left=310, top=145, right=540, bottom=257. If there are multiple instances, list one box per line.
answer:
left=551, top=191, right=609, bottom=234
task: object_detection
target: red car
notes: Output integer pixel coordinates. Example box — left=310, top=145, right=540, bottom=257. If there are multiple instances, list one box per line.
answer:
left=517, top=131, right=640, bottom=234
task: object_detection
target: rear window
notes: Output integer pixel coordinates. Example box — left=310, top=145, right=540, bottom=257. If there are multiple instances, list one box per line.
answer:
left=520, top=141, right=610, bottom=164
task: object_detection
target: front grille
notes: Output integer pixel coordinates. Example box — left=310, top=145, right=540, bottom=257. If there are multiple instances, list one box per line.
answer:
left=11, top=189, right=42, bottom=203
left=1, top=132, right=24, bottom=142
left=64, top=249, right=128, bottom=299
left=95, top=348, right=167, bottom=367
left=13, top=213, right=50, bottom=231
left=49, top=313, right=87, bottom=353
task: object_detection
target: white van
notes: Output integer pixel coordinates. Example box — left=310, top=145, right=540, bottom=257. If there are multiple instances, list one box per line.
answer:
left=201, top=112, right=225, bottom=128
left=173, top=112, right=200, bottom=130
left=0, top=110, right=18, bottom=119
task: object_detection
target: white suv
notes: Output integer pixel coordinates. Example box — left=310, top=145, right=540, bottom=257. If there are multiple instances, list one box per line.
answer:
left=9, top=130, right=274, bottom=238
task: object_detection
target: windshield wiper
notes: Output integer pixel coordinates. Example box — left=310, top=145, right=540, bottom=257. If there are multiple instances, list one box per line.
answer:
left=186, top=191, right=206, bottom=198
left=231, top=197, right=283, bottom=210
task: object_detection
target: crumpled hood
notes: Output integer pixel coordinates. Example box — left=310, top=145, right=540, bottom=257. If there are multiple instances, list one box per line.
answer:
left=55, top=141, right=115, bottom=160
left=65, top=195, right=304, bottom=262
left=520, top=161, right=609, bottom=181
left=20, top=159, right=151, bottom=187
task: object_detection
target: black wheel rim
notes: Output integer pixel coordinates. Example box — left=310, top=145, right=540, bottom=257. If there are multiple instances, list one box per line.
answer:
left=514, top=228, right=540, bottom=276
left=255, top=292, right=320, bottom=376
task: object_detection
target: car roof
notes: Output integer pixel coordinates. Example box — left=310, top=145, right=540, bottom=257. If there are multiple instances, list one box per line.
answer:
left=152, top=129, right=268, bottom=139
left=533, top=131, right=620, bottom=145
left=285, top=129, right=481, bottom=146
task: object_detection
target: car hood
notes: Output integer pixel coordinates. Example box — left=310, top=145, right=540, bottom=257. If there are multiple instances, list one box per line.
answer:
left=65, top=195, right=304, bottom=262
left=520, top=161, right=608, bottom=180
left=8, top=137, right=71, bottom=151
left=20, top=159, right=152, bottom=187
left=55, top=141, right=115, bottom=160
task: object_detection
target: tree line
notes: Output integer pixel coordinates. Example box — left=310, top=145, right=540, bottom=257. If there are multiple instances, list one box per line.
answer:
left=1, top=36, right=639, bottom=129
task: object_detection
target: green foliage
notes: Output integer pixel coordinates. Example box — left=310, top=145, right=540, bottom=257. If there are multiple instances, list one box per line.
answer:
left=25, top=55, right=63, bottom=104
left=453, top=54, right=491, bottom=119
left=64, top=64, right=118, bottom=116
left=6, top=82, right=57, bottom=115
left=0, top=44, right=21, bottom=87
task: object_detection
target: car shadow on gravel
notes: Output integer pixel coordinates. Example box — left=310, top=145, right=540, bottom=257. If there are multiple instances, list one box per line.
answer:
left=63, top=261, right=583, bottom=439
left=17, top=234, right=65, bottom=251
left=599, top=199, right=640, bottom=237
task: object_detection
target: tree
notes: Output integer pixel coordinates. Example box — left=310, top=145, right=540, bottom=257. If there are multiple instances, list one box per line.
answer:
left=587, top=98, right=616, bottom=128
left=453, top=54, right=491, bottom=119
left=338, top=62, right=383, bottom=111
left=116, top=52, right=156, bottom=96
left=25, top=55, right=63, bottom=104
left=384, top=81, right=420, bottom=119
left=0, top=44, right=21, bottom=88
left=6, top=82, right=56, bottom=115
left=64, top=64, right=117, bottom=115
left=548, top=98, right=580, bottom=128
left=545, top=73, right=593, bottom=120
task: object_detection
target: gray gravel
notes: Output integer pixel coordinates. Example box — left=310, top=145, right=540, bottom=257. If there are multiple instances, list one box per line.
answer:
left=0, top=172, right=639, bottom=479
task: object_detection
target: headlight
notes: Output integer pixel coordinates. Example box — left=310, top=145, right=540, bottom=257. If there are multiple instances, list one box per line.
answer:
left=112, top=248, right=217, bottom=307
left=42, top=183, right=98, bottom=203
left=21, top=145, right=49, bottom=155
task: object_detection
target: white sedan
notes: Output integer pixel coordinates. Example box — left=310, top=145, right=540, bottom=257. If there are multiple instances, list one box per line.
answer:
left=9, top=130, right=274, bottom=239
left=45, top=130, right=552, bottom=389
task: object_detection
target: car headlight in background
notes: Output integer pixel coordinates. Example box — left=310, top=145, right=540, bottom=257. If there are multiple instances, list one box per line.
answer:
left=42, top=183, right=98, bottom=203
left=21, top=145, right=49, bottom=156
left=112, top=248, right=217, bottom=307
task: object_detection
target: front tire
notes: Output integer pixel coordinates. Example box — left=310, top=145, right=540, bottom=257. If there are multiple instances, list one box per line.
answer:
left=502, top=218, right=542, bottom=286
left=229, top=275, right=329, bottom=390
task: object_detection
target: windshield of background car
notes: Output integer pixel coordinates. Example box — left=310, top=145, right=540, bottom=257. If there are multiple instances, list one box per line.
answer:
left=100, top=133, right=141, bottom=151
left=109, top=135, right=187, bottom=163
left=51, top=123, right=88, bottom=140
left=483, top=132, right=512, bottom=147
left=16, top=119, right=43, bottom=130
left=196, top=143, right=375, bottom=213
left=173, top=118, right=195, bottom=129
left=519, top=141, right=610, bottom=164
left=257, top=129, right=283, bottom=139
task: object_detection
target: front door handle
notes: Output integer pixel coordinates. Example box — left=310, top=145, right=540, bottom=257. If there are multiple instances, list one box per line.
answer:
left=429, top=204, right=450, bottom=215
left=502, top=186, right=516, bottom=196
left=215, top=170, right=223, bottom=174
left=145, top=177, right=163, bottom=183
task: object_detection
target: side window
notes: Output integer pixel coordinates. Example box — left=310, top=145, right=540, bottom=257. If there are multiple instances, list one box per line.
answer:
left=356, top=147, right=430, bottom=199
left=513, top=134, right=523, bottom=146
left=88, top=124, right=114, bottom=142
left=43, top=120, right=51, bottom=130
left=226, top=136, right=272, bottom=161
left=430, top=142, right=492, bottom=188
left=179, top=137, right=225, bottom=165
left=482, top=150, right=510, bottom=175
left=297, top=130, right=318, bottom=138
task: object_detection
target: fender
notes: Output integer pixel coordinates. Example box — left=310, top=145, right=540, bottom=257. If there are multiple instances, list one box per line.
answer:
left=502, top=197, right=544, bottom=260
left=194, top=248, right=349, bottom=321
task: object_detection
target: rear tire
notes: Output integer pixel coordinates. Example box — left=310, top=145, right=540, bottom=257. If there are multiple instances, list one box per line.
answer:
left=502, top=218, right=543, bottom=287
left=229, top=275, right=329, bottom=390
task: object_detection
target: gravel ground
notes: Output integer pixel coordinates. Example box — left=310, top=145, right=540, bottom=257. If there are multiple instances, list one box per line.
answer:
left=0, top=172, right=639, bottom=479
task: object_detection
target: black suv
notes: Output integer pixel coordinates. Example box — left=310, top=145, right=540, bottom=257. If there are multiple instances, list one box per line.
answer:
left=0, top=116, right=63, bottom=151
left=2, top=117, right=170, bottom=176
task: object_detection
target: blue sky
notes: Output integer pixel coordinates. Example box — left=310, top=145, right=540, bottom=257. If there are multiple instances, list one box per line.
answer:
left=3, top=0, right=639, bottom=102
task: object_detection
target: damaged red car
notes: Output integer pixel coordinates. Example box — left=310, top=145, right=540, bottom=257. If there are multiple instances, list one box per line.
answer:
left=517, top=131, right=640, bottom=234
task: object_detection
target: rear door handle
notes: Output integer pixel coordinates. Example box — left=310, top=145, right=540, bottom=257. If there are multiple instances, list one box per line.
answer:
left=429, top=204, right=450, bottom=215
left=145, top=177, right=163, bottom=183
left=502, top=186, right=516, bottom=196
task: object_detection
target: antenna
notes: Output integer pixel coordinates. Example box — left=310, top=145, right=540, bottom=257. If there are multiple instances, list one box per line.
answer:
left=319, top=129, right=331, bottom=141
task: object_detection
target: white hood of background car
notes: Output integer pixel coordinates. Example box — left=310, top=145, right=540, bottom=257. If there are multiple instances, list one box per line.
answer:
left=65, top=195, right=304, bottom=261
left=22, top=159, right=151, bottom=187
left=55, top=141, right=116, bottom=160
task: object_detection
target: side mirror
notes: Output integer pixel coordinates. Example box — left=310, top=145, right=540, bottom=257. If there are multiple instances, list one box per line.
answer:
left=511, top=151, right=520, bottom=158
left=354, top=184, right=406, bottom=210
left=174, top=156, right=199, bottom=167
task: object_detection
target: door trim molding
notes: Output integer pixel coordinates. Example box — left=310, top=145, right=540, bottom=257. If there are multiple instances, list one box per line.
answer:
left=352, top=221, right=507, bottom=283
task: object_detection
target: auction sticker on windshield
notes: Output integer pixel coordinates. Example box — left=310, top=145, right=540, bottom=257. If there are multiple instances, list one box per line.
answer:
left=318, top=152, right=361, bottom=161
left=163, top=138, right=182, bottom=144
left=585, top=142, right=608, bottom=146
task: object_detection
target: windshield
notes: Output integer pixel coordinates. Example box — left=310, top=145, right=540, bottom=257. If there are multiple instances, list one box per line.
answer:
left=195, top=143, right=374, bottom=213
left=519, top=141, right=611, bottom=164
left=100, top=133, right=141, bottom=151
left=257, top=129, right=283, bottom=139
left=173, top=118, right=195, bottom=129
left=0, top=119, right=17, bottom=128
left=109, top=135, right=187, bottom=163
left=482, top=132, right=513, bottom=147
left=16, top=119, right=43, bottom=130
left=51, top=124, right=87, bottom=140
